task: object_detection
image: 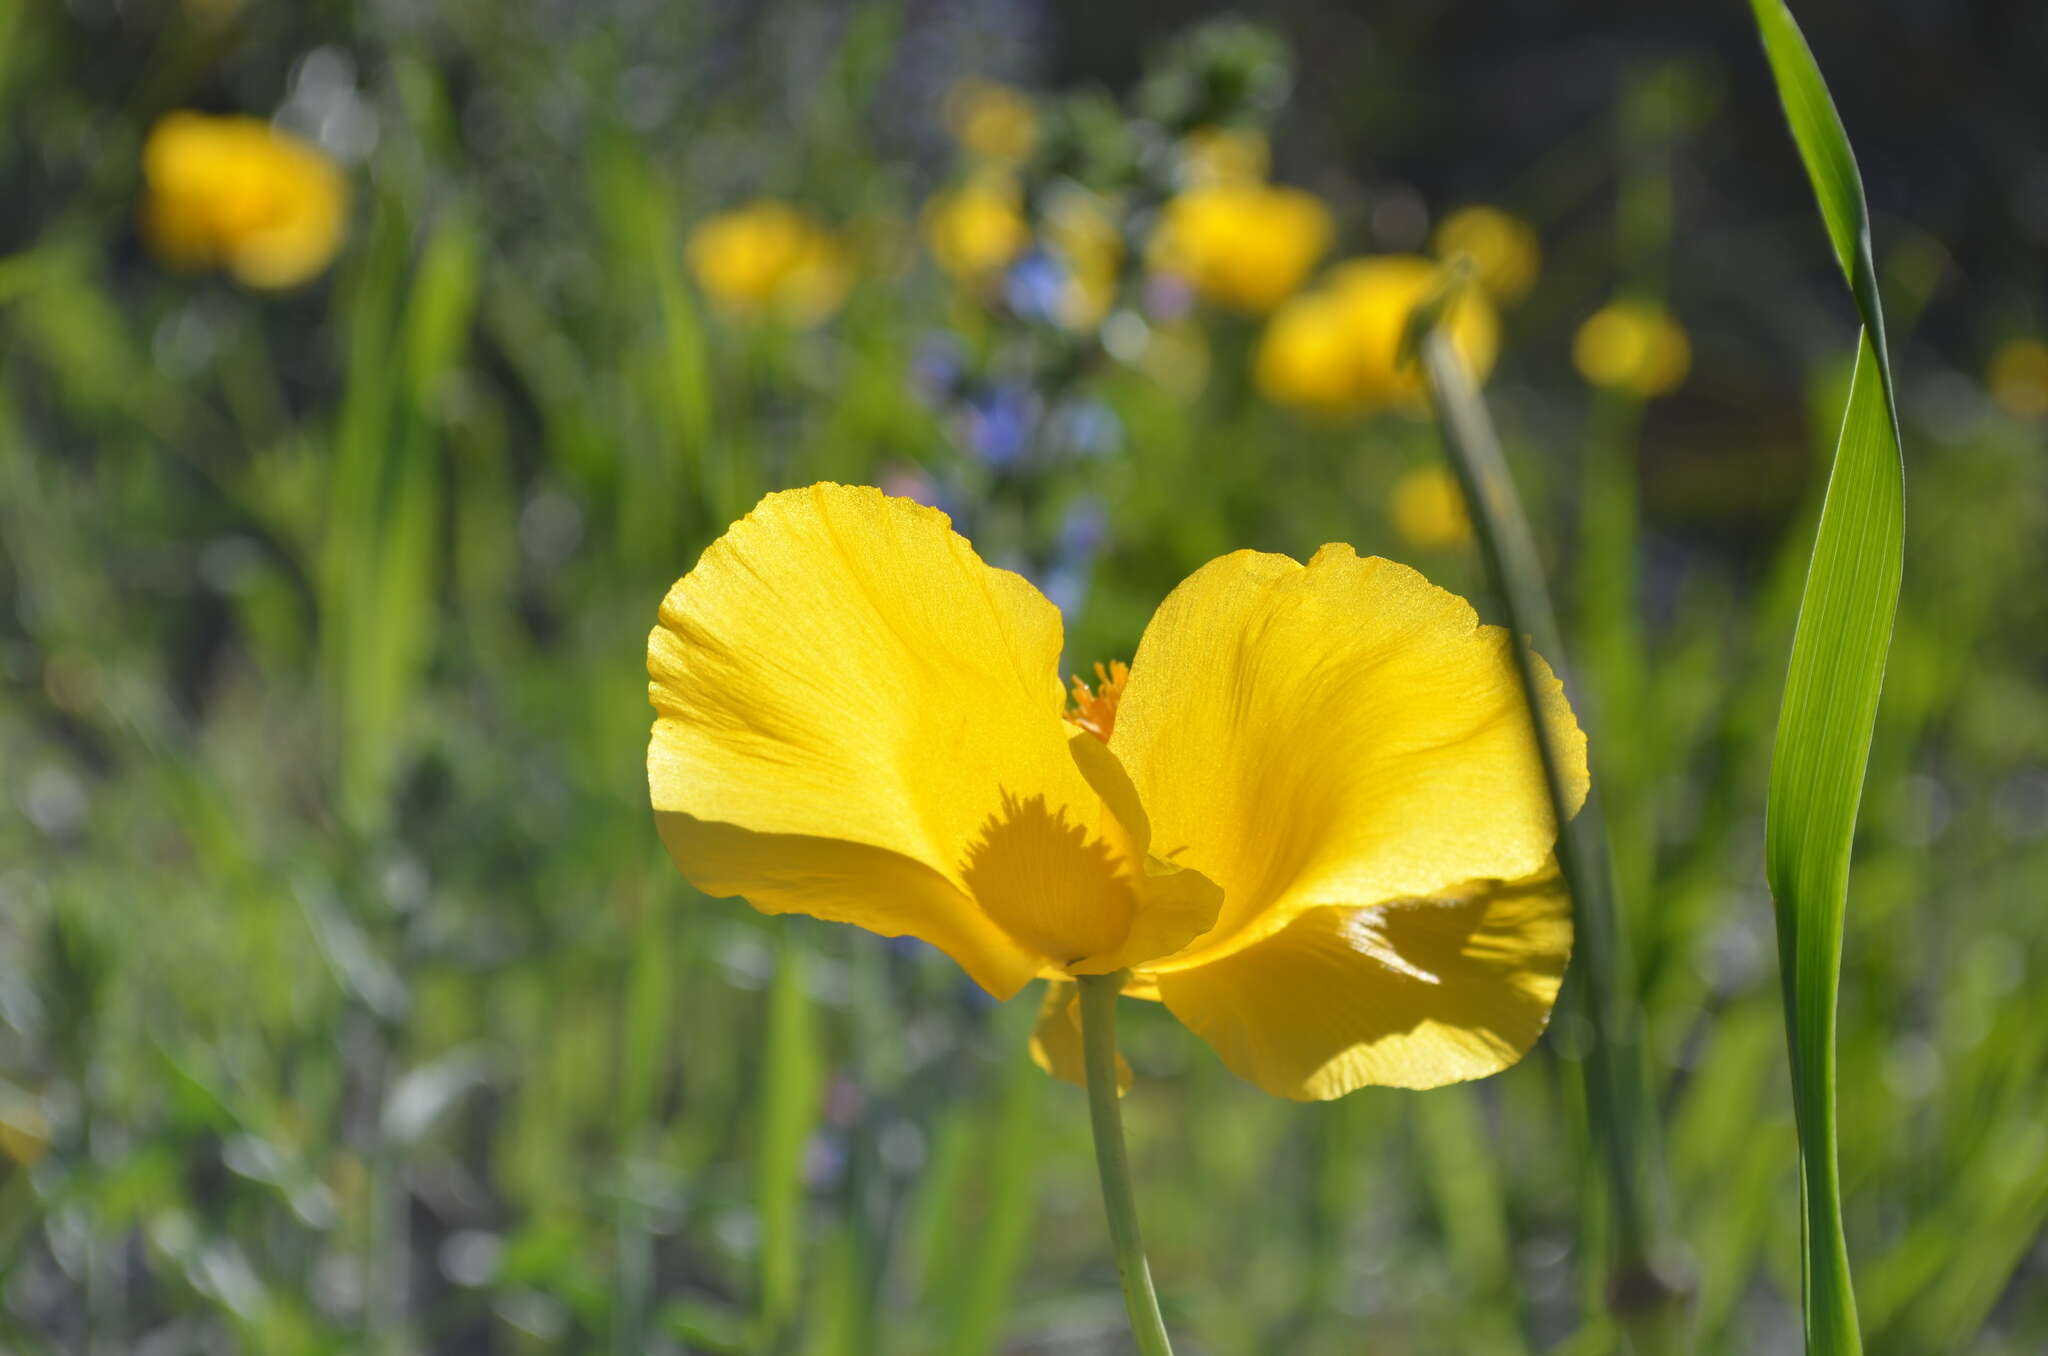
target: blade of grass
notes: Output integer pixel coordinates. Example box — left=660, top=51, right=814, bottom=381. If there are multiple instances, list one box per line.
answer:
left=1408, top=294, right=1687, bottom=1352
left=757, top=930, right=821, bottom=1347
left=1747, top=5, right=1906, bottom=1352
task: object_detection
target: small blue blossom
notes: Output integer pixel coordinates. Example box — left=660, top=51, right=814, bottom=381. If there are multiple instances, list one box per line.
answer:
left=958, top=384, right=1040, bottom=469
left=1004, top=249, right=1069, bottom=323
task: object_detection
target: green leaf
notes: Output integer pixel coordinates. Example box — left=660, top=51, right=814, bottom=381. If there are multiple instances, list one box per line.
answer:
left=1750, top=4, right=1907, bottom=1353
left=1747, top=0, right=1894, bottom=390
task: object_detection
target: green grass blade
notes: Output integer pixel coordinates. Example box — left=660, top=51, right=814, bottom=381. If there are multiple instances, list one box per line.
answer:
left=1747, top=0, right=1894, bottom=392
left=757, top=931, right=820, bottom=1346
left=1748, top=5, right=1907, bottom=1352
left=1764, top=339, right=1900, bottom=1355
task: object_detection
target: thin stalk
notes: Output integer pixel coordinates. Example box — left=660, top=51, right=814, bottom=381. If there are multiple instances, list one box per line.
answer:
left=1411, top=318, right=1688, bottom=1350
left=1075, top=972, right=1175, bottom=1356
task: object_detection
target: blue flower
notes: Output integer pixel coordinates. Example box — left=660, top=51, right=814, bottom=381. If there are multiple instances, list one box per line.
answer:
left=958, top=384, right=1040, bottom=469
left=1004, top=249, right=1069, bottom=323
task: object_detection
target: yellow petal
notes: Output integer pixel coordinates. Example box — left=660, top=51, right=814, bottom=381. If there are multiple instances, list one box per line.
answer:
left=1095, top=858, right=1225, bottom=976
left=648, top=484, right=1134, bottom=992
left=1061, top=728, right=1223, bottom=975
left=1111, top=545, right=1587, bottom=961
left=659, top=812, right=1040, bottom=998
left=1029, top=981, right=1131, bottom=1095
left=1154, top=870, right=1571, bottom=1098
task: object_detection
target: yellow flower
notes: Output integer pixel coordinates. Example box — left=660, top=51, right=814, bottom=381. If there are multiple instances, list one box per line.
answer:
left=647, top=484, right=1586, bottom=1100
left=142, top=112, right=347, bottom=289
left=687, top=201, right=853, bottom=327
left=1178, top=125, right=1271, bottom=187
left=1573, top=301, right=1691, bottom=397
left=1391, top=465, right=1473, bottom=550
left=1044, top=187, right=1124, bottom=330
left=1148, top=184, right=1333, bottom=314
left=925, top=175, right=1031, bottom=280
left=1433, top=205, right=1541, bottom=305
left=943, top=77, right=1040, bottom=165
left=1988, top=337, right=2048, bottom=418
left=1255, top=256, right=1499, bottom=416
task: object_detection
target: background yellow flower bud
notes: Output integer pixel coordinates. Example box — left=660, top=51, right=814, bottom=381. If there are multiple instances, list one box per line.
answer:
left=943, top=77, right=1040, bottom=165
left=1177, top=125, right=1271, bottom=186
left=1433, top=205, right=1541, bottom=305
left=1390, top=465, right=1473, bottom=550
left=1148, top=183, right=1332, bottom=314
left=1255, top=256, right=1498, bottom=416
left=925, top=175, right=1031, bottom=280
left=1572, top=301, right=1691, bottom=396
left=142, top=112, right=348, bottom=289
left=1254, top=291, right=1367, bottom=411
left=687, top=201, right=852, bottom=327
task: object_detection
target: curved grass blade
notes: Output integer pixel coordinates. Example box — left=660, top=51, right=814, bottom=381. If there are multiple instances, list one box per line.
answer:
left=1748, top=4, right=1907, bottom=1352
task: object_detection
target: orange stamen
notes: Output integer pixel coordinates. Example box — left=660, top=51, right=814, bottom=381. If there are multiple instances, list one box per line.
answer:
left=1064, top=660, right=1129, bottom=743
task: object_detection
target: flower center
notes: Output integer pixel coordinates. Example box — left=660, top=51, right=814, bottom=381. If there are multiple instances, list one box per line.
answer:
left=1064, top=660, right=1129, bottom=743
left=961, top=790, right=1135, bottom=965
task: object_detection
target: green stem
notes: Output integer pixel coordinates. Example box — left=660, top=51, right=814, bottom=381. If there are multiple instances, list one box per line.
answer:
left=1076, top=972, right=1175, bottom=1356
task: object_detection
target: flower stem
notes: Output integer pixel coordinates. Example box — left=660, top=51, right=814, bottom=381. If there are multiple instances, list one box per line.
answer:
left=1411, top=316, right=1690, bottom=1349
left=1075, top=971, right=1175, bottom=1356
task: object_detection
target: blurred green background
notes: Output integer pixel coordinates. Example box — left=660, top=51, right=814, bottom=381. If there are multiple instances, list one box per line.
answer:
left=3, top=1, right=2045, bottom=1352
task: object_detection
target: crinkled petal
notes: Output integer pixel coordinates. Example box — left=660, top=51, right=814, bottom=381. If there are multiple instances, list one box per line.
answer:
left=1111, top=544, right=1587, bottom=960
left=1154, top=870, right=1571, bottom=1099
left=649, top=484, right=1122, bottom=988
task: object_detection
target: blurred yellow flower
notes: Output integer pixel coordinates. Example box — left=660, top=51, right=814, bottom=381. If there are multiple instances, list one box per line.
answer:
left=142, top=112, right=347, bottom=289
left=1433, top=205, right=1541, bottom=305
left=1148, top=183, right=1332, bottom=314
left=1256, top=256, right=1499, bottom=416
left=943, top=77, right=1040, bottom=165
left=1988, top=337, right=2048, bottom=418
left=649, top=484, right=1585, bottom=1099
left=1178, top=125, right=1271, bottom=186
left=1573, top=301, right=1691, bottom=397
left=687, top=201, right=853, bottom=327
left=1043, top=188, right=1124, bottom=330
left=1391, top=465, right=1473, bottom=550
left=926, top=175, right=1031, bottom=280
